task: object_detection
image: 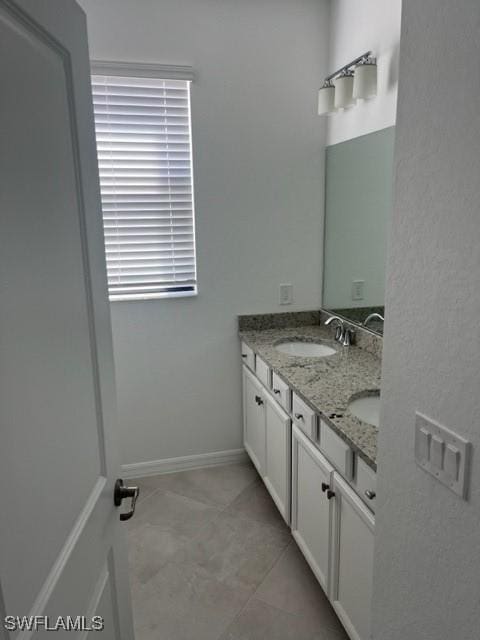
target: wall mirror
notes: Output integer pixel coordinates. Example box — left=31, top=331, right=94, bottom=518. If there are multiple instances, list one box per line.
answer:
left=322, top=127, right=395, bottom=335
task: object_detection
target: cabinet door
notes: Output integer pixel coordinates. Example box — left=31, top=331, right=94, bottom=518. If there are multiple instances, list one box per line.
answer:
left=331, top=474, right=375, bottom=640
left=243, top=366, right=266, bottom=475
left=264, top=395, right=291, bottom=523
left=291, top=425, right=334, bottom=595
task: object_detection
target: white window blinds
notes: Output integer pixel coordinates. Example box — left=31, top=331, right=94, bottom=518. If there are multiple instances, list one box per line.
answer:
left=92, top=71, right=197, bottom=300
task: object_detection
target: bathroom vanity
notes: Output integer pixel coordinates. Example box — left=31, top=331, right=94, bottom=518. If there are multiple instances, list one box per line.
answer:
left=239, top=312, right=382, bottom=640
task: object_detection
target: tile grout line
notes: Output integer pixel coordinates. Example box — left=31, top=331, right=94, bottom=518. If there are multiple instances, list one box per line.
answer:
left=136, top=463, right=259, bottom=511
left=252, top=541, right=348, bottom=638
left=251, top=539, right=295, bottom=598
left=218, top=474, right=262, bottom=514
left=214, top=538, right=293, bottom=640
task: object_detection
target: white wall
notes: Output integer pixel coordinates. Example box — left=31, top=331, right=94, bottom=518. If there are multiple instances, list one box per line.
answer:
left=373, top=1, right=480, bottom=638
left=326, top=0, right=402, bottom=145
left=78, top=0, right=329, bottom=466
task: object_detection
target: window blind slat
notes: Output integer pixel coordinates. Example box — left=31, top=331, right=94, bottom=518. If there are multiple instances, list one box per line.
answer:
left=93, top=73, right=196, bottom=300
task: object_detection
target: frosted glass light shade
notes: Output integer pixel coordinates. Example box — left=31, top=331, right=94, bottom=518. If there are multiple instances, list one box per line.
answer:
left=353, top=63, right=377, bottom=99
left=318, top=85, right=335, bottom=115
left=334, top=75, right=354, bottom=109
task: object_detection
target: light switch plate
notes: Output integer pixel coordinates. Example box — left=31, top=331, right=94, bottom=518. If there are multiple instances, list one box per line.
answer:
left=415, top=412, right=471, bottom=499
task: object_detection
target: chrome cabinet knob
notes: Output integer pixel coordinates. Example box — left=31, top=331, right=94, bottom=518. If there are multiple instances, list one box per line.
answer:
left=294, top=413, right=304, bottom=421
left=365, top=490, right=376, bottom=500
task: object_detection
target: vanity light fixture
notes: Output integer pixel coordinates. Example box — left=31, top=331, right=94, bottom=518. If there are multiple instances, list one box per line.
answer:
left=334, top=70, right=355, bottom=109
left=317, top=51, right=377, bottom=115
left=353, top=56, right=378, bottom=100
left=317, top=80, right=335, bottom=115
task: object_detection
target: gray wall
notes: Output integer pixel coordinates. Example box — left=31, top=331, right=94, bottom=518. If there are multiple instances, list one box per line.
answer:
left=373, top=1, right=480, bottom=638
left=79, top=0, right=329, bottom=466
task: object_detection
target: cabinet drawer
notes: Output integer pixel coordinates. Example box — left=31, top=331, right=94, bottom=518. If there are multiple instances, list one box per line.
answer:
left=292, top=392, right=316, bottom=439
left=355, top=457, right=377, bottom=513
left=272, top=372, right=291, bottom=412
left=255, top=356, right=271, bottom=388
left=240, top=342, right=255, bottom=370
left=319, top=420, right=353, bottom=480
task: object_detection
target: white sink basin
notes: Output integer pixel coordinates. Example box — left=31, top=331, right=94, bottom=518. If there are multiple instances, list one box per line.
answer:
left=275, top=341, right=336, bottom=358
left=347, top=392, right=380, bottom=428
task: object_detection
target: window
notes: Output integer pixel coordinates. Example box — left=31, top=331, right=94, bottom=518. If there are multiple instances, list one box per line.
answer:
left=91, top=63, right=197, bottom=300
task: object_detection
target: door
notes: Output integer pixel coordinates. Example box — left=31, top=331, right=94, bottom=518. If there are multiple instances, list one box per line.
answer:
left=242, top=366, right=266, bottom=475
left=331, top=474, right=375, bottom=640
left=0, top=1, right=135, bottom=637
left=264, top=395, right=291, bottom=523
left=291, top=425, right=334, bottom=595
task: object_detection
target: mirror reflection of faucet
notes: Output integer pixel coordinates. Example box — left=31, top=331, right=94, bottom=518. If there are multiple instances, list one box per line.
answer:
left=324, top=316, right=355, bottom=347
left=363, top=312, right=384, bottom=329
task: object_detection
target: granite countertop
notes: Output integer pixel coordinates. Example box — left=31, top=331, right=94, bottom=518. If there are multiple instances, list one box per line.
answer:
left=239, top=324, right=381, bottom=470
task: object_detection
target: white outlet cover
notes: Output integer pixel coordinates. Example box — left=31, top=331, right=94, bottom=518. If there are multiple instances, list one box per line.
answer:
left=279, top=283, right=293, bottom=305
left=415, top=412, right=471, bottom=499
left=352, top=280, right=365, bottom=301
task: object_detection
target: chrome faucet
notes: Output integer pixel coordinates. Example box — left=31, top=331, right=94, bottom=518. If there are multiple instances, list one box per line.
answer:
left=324, top=316, right=355, bottom=347
left=363, top=312, right=384, bottom=328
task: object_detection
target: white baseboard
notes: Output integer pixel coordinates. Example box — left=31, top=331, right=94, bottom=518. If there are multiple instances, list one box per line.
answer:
left=122, top=448, right=248, bottom=479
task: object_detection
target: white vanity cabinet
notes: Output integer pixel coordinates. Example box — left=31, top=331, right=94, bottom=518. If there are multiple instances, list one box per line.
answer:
left=242, top=365, right=266, bottom=475
left=330, top=473, right=375, bottom=640
left=264, top=394, right=291, bottom=523
left=292, top=424, right=375, bottom=640
left=291, top=424, right=334, bottom=594
left=242, top=365, right=291, bottom=523
left=240, top=344, right=375, bottom=640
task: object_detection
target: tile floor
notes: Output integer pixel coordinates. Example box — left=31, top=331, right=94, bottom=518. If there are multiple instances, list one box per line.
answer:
left=127, top=461, right=348, bottom=640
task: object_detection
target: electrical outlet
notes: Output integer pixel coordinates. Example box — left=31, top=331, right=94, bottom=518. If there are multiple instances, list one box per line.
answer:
left=279, top=283, right=293, bottom=305
left=352, top=280, right=365, bottom=301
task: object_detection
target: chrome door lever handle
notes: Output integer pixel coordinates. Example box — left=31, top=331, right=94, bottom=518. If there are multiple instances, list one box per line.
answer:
left=114, top=478, right=139, bottom=521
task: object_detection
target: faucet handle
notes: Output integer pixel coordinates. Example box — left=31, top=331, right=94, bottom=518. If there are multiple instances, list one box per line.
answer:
left=342, top=328, right=355, bottom=347
left=335, top=325, right=343, bottom=342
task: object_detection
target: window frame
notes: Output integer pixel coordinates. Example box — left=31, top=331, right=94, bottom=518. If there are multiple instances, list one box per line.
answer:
left=91, top=61, right=198, bottom=302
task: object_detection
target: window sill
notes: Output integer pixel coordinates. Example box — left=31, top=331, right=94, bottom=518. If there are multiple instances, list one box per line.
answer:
left=109, top=289, right=198, bottom=302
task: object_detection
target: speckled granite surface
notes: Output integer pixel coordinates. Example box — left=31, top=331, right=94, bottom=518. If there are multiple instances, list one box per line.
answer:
left=238, top=311, right=321, bottom=331
left=239, top=324, right=381, bottom=470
